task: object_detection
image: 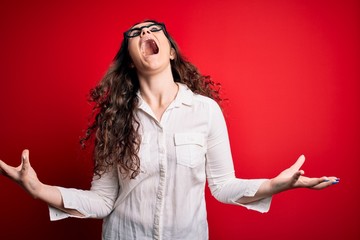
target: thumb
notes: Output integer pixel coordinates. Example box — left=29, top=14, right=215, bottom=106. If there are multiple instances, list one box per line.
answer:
left=0, top=159, right=16, bottom=178
left=290, top=155, right=306, bottom=171
left=0, top=159, right=7, bottom=175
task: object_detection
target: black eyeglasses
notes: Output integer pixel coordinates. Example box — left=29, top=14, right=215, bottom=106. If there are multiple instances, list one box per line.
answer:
left=124, top=23, right=165, bottom=38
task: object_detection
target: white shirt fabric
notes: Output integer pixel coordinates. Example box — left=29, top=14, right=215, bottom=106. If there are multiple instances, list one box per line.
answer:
left=49, top=83, right=272, bottom=240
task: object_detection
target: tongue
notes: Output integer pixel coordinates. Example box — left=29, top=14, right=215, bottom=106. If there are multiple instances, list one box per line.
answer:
left=142, top=39, right=159, bottom=56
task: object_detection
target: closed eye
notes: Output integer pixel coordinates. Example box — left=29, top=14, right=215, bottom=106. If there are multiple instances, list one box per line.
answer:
left=124, top=23, right=164, bottom=38
left=128, top=29, right=141, bottom=37
left=149, top=25, right=162, bottom=32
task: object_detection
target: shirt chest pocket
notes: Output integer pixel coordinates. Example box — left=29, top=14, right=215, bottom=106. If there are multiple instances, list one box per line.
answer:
left=174, top=133, right=206, bottom=168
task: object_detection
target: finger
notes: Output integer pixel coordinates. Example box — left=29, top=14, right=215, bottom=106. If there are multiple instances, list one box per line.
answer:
left=290, top=155, right=306, bottom=171
left=21, top=149, right=30, bottom=172
left=313, top=177, right=340, bottom=189
left=292, top=170, right=304, bottom=185
left=302, top=176, right=339, bottom=189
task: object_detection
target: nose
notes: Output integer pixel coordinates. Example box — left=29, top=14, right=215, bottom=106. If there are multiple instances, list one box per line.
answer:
left=140, top=28, right=151, bottom=37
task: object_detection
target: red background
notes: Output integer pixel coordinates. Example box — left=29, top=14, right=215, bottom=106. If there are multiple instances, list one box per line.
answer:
left=0, top=0, right=359, bottom=239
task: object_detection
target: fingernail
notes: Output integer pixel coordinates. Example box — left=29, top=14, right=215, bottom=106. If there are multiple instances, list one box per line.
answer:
left=332, top=180, right=340, bottom=185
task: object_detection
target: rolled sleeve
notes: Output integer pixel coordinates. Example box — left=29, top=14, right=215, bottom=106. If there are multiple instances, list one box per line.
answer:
left=48, top=166, right=119, bottom=221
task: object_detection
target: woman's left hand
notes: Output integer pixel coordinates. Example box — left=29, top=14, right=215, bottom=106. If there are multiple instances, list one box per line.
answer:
left=270, top=155, right=339, bottom=194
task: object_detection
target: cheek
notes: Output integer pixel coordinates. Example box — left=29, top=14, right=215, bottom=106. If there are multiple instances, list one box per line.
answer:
left=160, top=40, right=172, bottom=56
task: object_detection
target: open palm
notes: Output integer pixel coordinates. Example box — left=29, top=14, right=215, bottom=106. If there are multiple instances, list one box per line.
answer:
left=271, top=155, right=339, bottom=193
left=0, top=149, right=42, bottom=198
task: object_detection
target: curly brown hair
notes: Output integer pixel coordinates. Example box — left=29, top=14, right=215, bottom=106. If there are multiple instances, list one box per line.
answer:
left=81, top=20, right=222, bottom=179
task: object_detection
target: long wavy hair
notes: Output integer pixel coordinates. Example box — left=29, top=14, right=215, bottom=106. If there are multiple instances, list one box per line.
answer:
left=81, top=20, right=222, bottom=179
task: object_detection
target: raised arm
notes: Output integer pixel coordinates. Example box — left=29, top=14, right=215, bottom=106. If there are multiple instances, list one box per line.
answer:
left=0, top=149, right=84, bottom=217
left=205, top=100, right=339, bottom=211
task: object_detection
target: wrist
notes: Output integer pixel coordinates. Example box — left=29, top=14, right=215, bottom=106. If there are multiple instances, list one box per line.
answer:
left=29, top=181, right=45, bottom=199
left=268, top=178, right=287, bottom=195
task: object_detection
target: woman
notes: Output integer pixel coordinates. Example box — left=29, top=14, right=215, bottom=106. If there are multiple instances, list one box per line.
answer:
left=0, top=20, right=339, bottom=240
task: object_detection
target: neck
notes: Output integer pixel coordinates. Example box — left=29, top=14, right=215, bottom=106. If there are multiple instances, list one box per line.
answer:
left=138, top=65, right=177, bottom=108
left=138, top=65, right=179, bottom=121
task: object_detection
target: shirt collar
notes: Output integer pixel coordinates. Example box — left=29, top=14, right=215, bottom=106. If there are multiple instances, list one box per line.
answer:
left=173, top=83, right=193, bottom=107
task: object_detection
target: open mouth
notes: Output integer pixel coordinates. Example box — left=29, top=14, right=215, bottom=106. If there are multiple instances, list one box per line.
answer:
left=141, top=39, right=159, bottom=56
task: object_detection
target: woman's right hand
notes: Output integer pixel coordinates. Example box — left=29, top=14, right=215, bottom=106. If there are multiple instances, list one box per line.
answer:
left=0, top=149, right=43, bottom=198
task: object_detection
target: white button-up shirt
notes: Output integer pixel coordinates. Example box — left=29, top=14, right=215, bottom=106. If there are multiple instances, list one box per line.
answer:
left=49, top=83, right=271, bottom=240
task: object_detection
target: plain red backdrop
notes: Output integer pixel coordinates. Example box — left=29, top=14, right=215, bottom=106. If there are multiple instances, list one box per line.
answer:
left=0, top=0, right=359, bottom=239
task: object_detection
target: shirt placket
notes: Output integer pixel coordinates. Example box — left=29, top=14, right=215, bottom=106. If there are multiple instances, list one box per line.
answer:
left=153, top=126, right=167, bottom=240
left=138, top=94, right=177, bottom=240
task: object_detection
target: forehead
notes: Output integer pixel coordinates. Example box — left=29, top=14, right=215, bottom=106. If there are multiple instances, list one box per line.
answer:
left=131, top=21, right=157, bottom=29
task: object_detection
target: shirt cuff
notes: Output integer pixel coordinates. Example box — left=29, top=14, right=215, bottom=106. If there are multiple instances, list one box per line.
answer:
left=231, top=179, right=272, bottom=213
left=48, top=187, right=92, bottom=221
left=49, top=205, right=69, bottom=221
